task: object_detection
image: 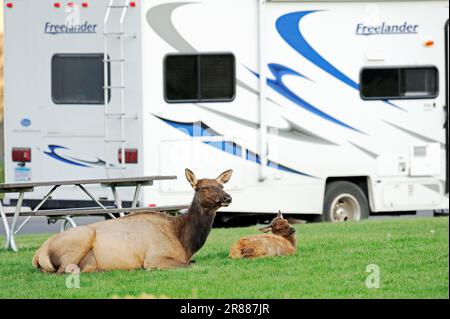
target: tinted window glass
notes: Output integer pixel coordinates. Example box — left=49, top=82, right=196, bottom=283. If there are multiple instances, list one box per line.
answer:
left=361, top=67, right=438, bottom=100
left=361, top=68, right=399, bottom=98
left=200, top=55, right=235, bottom=100
left=401, top=68, right=437, bottom=97
left=165, top=55, right=198, bottom=101
left=52, top=54, right=108, bottom=104
left=164, top=54, right=235, bottom=102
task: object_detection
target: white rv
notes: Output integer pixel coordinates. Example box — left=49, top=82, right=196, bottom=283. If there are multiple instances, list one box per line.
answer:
left=2, top=0, right=449, bottom=222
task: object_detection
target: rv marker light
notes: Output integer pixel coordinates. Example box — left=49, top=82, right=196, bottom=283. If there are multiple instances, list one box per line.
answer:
left=118, top=149, right=138, bottom=164
left=82, top=2, right=89, bottom=8
left=424, top=40, right=434, bottom=47
left=6, top=2, right=13, bottom=8
left=12, top=148, right=32, bottom=163
left=68, top=2, right=74, bottom=7
left=130, top=2, right=136, bottom=7
left=54, top=2, right=61, bottom=8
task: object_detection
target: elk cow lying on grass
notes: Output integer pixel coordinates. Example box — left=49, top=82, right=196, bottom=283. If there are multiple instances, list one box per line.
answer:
left=32, top=168, right=233, bottom=273
left=229, top=211, right=297, bottom=259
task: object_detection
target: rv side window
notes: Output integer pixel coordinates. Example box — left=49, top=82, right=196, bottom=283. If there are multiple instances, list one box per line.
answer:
left=52, top=54, right=109, bottom=105
left=164, top=54, right=235, bottom=103
left=360, top=67, right=438, bottom=100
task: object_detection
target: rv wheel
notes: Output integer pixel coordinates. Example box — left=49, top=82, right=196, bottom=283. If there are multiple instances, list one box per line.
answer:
left=318, top=181, right=370, bottom=222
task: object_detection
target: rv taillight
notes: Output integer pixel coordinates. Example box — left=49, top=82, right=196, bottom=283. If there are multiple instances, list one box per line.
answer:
left=54, top=2, right=61, bottom=8
left=6, top=2, right=13, bottom=8
left=130, top=2, right=136, bottom=7
left=118, top=149, right=138, bottom=164
left=82, top=2, right=89, bottom=8
left=12, top=148, right=31, bottom=163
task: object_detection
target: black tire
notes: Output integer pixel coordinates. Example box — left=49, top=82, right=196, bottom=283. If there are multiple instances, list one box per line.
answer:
left=316, top=181, right=370, bottom=222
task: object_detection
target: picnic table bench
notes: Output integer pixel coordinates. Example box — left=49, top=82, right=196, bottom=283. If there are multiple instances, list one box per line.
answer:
left=0, top=176, right=188, bottom=252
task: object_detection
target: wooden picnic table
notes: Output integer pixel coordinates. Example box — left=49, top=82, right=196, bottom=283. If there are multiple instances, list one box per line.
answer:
left=0, top=175, right=185, bottom=252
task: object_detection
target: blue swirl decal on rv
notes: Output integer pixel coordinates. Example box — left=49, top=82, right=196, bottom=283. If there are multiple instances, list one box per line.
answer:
left=249, top=63, right=366, bottom=134
left=43, top=145, right=107, bottom=168
left=156, top=116, right=316, bottom=178
left=277, top=10, right=359, bottom=90
left=276, top=11, right=405, bottom=111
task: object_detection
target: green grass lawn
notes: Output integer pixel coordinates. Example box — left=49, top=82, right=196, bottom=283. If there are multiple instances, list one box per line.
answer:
left=0, top=217, right=448, bottom=299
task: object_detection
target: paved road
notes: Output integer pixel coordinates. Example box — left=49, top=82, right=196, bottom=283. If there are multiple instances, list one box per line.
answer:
left=0, top=209, right=446, bottom=236
left=0, top=215, right=106, bottom=235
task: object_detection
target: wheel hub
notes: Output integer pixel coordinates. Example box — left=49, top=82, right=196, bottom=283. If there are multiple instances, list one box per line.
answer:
left=330, top=194, right=361, bottom=222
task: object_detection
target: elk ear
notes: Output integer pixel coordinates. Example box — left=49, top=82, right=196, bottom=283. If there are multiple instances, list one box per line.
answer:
left=258, top=226, right=272, bottom=233
left=277, top=210, right=284, bottom=219
left=185, top=168, right=198, bottom=189
left=216, top=169, right=233, bottom=184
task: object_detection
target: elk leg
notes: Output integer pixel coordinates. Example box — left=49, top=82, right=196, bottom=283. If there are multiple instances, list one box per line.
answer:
left=143, top=256, right=190, bottom=270
left=64, top=264, right=81, bottom=275
left=50, top=227, right=96, bottom=274
left=79, top=250, right=98, bottom=273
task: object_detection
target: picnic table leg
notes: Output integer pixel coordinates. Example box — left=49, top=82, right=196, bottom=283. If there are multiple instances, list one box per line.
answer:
left=77, top=184, right=116, bottom=219
left=7, top=192, right=25, bottom=252
left=131, top=184, right=142, bottom=209
left=14, top=185, right=60, bottom=235
left=0, top=201, right=11, bottom=250
left=111, top=186, right=124, bottom=217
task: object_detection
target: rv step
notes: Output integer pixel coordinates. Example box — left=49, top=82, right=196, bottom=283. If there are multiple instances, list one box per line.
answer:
left=103, top=32, right=137, bottom=39
left=106, top=112, right=126, bottom=116
left=105, top=113, right=139, bottom=119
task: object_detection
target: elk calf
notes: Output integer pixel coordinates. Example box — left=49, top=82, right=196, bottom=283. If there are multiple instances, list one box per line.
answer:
left=229, top=211, right=297, bottom=259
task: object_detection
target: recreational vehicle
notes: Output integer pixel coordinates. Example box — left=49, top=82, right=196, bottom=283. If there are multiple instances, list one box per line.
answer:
left=2, top=0, right=449, bottom=222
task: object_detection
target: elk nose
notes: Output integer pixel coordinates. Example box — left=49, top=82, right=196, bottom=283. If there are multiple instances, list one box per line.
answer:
left=223, top=193, right=232, bottom=204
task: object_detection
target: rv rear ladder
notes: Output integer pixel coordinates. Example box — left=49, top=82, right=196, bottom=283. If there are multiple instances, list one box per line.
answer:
left=103, top=0, right=135, bottom=177
left=103, top=32, right=137, bottom=39
left=104, top=59, right=125, bottom=62
left=108, top=5, right=130, bottom=8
